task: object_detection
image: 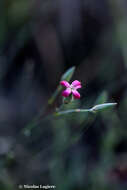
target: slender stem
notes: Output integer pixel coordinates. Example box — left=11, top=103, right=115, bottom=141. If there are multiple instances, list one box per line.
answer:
left=55, top=109, right=91, bottom=116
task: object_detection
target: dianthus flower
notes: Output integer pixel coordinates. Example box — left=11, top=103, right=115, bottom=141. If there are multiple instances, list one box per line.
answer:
left=60, top=80, right=81, bottom=99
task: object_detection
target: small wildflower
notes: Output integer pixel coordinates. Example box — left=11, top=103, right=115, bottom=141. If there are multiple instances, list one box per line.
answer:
left=60, top=80, right=82, bottom=99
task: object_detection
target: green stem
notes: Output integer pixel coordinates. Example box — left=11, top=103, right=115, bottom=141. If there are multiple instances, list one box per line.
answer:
left=55, top=109, right=91, bottom=116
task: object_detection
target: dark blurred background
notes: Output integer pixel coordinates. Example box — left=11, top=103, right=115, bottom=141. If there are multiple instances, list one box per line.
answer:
left=0, top=0, right=127, bottom=189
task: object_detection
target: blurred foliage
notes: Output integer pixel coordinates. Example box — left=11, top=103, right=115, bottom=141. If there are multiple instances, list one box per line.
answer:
left=0, top=0, right=127, bottom=190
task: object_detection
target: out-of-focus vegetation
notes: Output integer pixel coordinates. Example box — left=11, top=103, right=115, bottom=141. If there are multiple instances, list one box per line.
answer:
left=0, top=0, right=127, bottom=190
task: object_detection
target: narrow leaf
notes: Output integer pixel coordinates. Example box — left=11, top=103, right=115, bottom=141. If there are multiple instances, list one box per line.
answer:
left=95, top=91, right=108, bottom=105
left=90, top=103, right=117, bottom=113
left=48, top=66, right=76, bottom=105
left=61, top=66, right=76, bottom=81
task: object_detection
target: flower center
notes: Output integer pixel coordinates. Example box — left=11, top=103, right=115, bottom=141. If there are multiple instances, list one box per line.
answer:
left=70, top=85, right=75, bottom=91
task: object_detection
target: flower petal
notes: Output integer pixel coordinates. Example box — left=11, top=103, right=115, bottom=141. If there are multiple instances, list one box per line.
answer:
left=72, top=90, right=80, bottom=99
left=60, top=80, right=70, bottom=88
left=75, top=85, right=82, bottom=89
left=71, top=80, right=81, bottom=87
left=62, top=88, right=71, bottom=97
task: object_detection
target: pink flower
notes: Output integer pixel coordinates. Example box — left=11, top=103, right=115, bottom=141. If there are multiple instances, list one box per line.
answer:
left=60, top=80, right=82, bottom=99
